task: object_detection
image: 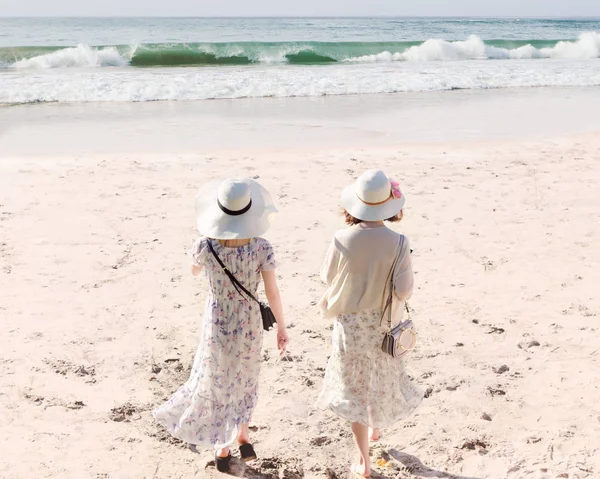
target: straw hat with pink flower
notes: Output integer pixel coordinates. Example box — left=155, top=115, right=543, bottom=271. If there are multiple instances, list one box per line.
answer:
left=341, top=169, right=405, bottom=221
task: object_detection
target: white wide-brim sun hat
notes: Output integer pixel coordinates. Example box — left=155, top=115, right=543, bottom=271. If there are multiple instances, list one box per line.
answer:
left=341, top=169, right=405, bottom=221
left=195, top=178, right=278, bottom=240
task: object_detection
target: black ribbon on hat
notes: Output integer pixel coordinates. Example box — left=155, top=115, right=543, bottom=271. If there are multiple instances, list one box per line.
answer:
left=217, top=198, right=252, bottom=216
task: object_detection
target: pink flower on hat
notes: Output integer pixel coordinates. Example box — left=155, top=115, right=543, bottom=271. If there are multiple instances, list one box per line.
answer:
left=390, top=179, right=402, bottom=199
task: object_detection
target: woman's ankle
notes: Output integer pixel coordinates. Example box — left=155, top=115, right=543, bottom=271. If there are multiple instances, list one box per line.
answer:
left=216, top=447, right=230, bottom=458
left=237, top=424, right=250, bottom=444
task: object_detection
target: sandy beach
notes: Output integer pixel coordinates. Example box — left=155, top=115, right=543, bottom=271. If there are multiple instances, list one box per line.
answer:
left=1, top=91, right=600, bottom=479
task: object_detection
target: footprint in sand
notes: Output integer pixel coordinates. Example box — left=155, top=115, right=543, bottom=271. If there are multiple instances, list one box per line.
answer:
left=487, top=385, right=507, bottom=397
left=253, top=458, right=304, bottom=479
left=300, top=376, right=315, bottom=387
left=481, top=257, right=497, bottom=272
left=281, top=353, right=303, bottom=363
left=24, top=393, right=44, bottom=405
left=485, top=326, right=505, bottom=334
left=148, top=425, right=186, bottom=447
left=518, top=340, right=541, bottom=350
left=25, top=392, right=85, bottom=411
left=324, top=468, right=341, bottom=479
left=44, top=358, right=97, bottom=383
left=460, top=438, right=489, bottom=452
left=492, top=364, right=510, bottom=374
left=526, top=436, right=542, bottom=444
left=301, top=329, right=325, bottom=341
left=310, top=436, right=332, bottom=446
left=109, top=403, right=141, bottom=423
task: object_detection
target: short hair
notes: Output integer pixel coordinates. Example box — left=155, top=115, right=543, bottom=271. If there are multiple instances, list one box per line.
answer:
left=343, top=209, right=403, bottom=225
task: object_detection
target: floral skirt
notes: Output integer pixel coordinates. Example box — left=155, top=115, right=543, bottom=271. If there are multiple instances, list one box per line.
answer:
left=317, top=309, right=423, bottom=428
left=153, top=298, right=263, bottom=449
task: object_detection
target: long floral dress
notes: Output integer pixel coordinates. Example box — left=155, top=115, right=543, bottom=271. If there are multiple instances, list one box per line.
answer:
left=316, top=228, right=423, bottom=428
left=153, top=237, right=276, bottom=449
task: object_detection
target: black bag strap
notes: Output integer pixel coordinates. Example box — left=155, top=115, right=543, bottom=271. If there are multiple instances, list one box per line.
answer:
left=207, top=239, right=261, bottom=305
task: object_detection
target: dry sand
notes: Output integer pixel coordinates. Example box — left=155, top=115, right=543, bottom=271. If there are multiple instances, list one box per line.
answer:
left=1, top=131, right=600, bottom=479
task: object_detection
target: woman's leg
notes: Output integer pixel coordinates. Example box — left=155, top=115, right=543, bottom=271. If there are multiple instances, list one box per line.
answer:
left=237, top=422, right=250, bottom=444
left=216, top=421, right=250, bottom=456
left=351, top=422, right=371, bottom=477
left=216, top=446, right=230, bottom=458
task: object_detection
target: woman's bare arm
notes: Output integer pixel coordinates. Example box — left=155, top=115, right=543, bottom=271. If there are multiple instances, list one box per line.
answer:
left=261, top=269, right=289, bottom=353
left=261, top=270, right=285, bottom=328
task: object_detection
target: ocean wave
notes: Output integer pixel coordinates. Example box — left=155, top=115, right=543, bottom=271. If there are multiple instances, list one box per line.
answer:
left=3, top=58, right=600, bottom=104
left=11, top=44, right=128, bottom=68
left=347, top=32, right=600, bottom=62
left=2, top=33, right=600, bottom=69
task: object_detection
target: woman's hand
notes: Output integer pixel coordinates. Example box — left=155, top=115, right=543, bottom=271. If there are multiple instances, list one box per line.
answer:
left=277, top=327, right=289, bottom=354
left=261, top=269, right=288, bottom=355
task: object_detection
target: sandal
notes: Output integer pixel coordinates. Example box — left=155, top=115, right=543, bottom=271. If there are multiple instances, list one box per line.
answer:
left=239, top=443, right=257, bottom=462
left=215, top=452, right=232, bottom=472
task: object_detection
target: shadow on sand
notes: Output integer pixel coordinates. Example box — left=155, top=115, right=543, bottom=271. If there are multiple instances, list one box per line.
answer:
left=191, top=445, right=483, bottom=479
left=375, top=449, right=482, bottom=479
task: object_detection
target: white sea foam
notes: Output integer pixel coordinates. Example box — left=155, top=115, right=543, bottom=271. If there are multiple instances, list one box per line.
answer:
left=345, top=32, right=600, bottom=62
left=13, top=44, right=128, bottom=69
left=3, top=58, right=600, bottom=105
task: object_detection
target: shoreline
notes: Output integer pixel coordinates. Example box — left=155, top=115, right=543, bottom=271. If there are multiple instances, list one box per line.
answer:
left=3, top=86, right=600, bottom=157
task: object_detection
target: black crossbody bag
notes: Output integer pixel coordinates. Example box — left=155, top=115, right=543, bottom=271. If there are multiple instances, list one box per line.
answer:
left=207, top=240, right=277, bottom=331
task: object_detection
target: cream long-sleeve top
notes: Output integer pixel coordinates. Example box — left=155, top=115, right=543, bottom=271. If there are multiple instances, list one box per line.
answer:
left=319, top=224, right=413, bottom=320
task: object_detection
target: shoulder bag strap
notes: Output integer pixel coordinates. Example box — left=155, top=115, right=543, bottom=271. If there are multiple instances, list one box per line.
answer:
left=207, top=240, right=261, bottom=305
left=381, top=236, right=410, bottom=330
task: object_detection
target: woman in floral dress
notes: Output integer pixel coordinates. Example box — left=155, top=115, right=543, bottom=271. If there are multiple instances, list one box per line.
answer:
left=317, top=170, right=423, bottom=478
left=153, top=178, right=288, bottom=473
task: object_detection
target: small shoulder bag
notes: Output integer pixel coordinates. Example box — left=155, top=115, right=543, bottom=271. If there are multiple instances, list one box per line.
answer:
left=381, top=237, right=417, bottom=358
left=207, top=240, right=277, bottom=331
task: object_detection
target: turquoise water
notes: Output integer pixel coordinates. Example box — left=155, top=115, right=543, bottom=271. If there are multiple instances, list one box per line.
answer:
left=1, top=17, right=600, bottom=104
left=2, top=17, right=600, bottom=45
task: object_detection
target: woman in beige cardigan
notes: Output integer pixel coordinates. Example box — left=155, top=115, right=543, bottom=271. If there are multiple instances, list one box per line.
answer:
left=317, top=170, right=423, bottom=478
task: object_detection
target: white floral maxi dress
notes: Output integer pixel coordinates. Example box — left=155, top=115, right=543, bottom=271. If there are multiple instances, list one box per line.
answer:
left=153, top=237, right=276, bottom=448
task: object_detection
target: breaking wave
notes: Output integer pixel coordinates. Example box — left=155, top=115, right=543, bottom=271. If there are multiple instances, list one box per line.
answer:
left=2, top=33, right=600, bottom=69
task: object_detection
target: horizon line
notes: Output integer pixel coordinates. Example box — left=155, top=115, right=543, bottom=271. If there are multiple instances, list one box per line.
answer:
left=1, top=15, right=600, bottom=19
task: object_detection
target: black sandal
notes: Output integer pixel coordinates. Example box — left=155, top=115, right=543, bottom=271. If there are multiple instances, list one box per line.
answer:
left=239, top=443, right=257, bottom=462
left=215, top=452, right=232, bottom=472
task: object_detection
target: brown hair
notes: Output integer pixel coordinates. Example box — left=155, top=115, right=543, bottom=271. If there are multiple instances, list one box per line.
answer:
left=343, top=209, right=403, bottom=225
